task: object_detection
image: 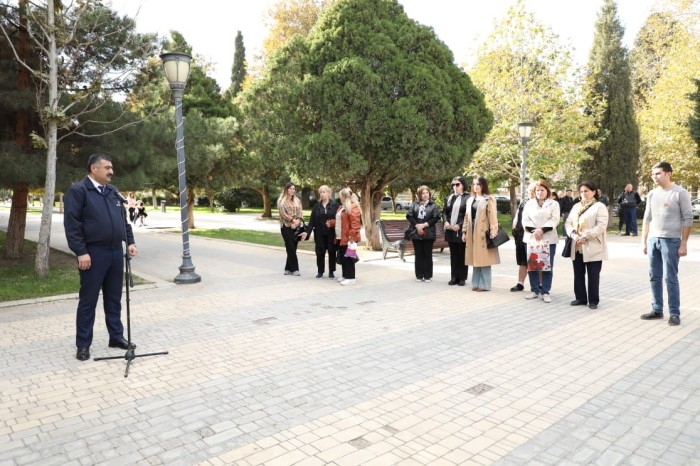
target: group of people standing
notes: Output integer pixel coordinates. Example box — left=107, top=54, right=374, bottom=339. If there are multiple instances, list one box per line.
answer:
left=277, top=183, right=361, bottom=286
left=64, top=153, right=693, bottom=362
left=275, top=162, right=691, bottom=326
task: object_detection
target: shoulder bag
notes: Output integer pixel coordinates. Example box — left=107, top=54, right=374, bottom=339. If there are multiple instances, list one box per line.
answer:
left=486, top=200, right=510, bottom=248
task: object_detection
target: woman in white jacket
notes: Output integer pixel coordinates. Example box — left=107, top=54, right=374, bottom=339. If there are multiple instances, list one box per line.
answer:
left=522, top=180, right=560, bottom=303
left=564, top=181, right=609, bottom=309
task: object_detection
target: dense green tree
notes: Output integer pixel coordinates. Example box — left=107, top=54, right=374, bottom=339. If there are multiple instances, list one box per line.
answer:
left=0, top=1, right=157, bottom=274
left=468, top=1, right=597, bottom=209
left=242, top=0, right=492, bottom=248
left=581, top=0, right=640, bottom=205
left=691, top=79, right=700, bottom=158
left=225, top=31, right=247, bottom=99
left=635, top=1, right=700, bottom=189
left=0, top=0, right=43, bottom=259
left=630, top=12, right=680, bottom=108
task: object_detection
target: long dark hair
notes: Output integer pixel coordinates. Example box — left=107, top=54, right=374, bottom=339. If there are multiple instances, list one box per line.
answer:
left=472, top=176, right=490, bottom=195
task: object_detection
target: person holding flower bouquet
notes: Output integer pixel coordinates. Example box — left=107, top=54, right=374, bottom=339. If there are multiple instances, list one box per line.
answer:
left=522, top=180, right=560, bottom=303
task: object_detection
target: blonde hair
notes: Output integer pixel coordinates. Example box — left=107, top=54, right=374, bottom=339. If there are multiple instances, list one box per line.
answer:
left=339, top=187, right=360, bottom=212
left=318, top=185, right=331, bottom=198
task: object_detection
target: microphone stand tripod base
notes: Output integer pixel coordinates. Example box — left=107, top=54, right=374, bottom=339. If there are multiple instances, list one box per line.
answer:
left=95, top=348, right=169, bottom=378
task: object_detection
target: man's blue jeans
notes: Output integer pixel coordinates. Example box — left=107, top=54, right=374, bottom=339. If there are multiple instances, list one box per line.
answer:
left=648, top=237, right=681, bottom=316
left=624, top=207, right=638, bottom=235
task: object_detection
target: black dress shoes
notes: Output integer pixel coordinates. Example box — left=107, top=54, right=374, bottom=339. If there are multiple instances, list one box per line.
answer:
left=669, top=315, right=680, bottom=326
left=570, top=300, right=587, bottom=306
left=640, top=312, right=664, bottom=320
left=316, top=273, right=323, bottom=279
left=458, top=280, right=466, bottom=286
left=76, top=347, right=90, bottom=361
left=510, top=283, right=524, bottom=292
left=588, top=304, right=598, bottom=309
left=448, top=278, right=458, bottom=285
left=109, top=337, right=136, bottom=350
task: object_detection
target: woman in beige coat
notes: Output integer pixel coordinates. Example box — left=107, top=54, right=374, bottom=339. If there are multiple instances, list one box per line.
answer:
left=564, top=180, right=609, bottom=309
left=463, top=176, right=500, bottom=291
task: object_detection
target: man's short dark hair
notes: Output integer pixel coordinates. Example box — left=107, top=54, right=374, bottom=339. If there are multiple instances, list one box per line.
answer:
left=87, top=153, right=111, bottom=172
left=652, top=161, right=672, bottom=173
left=566, top=189, right=573, bottom=192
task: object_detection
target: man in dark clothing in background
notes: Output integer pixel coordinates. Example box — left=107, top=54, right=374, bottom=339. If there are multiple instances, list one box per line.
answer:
left=561, top=189, right=574, bottom=227
left=64, top=153, right=138, bottom=361
left=617, top=183, right=642, bottom=236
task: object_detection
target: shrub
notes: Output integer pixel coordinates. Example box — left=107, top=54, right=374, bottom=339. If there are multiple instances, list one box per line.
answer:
left=215, top=188, right=261, bottom=212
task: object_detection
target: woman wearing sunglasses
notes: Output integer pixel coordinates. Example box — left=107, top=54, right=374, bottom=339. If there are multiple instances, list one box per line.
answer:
left=443, top=176, right=469, bottom=286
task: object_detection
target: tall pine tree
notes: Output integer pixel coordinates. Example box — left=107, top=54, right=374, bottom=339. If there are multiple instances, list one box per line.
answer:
left=226, top=31, right=246, bottom=99
left=582, top=0, right=639, bottom=201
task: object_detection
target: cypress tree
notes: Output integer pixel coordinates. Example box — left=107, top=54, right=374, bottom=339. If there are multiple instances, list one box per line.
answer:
left=226, top=31, right=246, bottom=99
left=691, top=79, right=700, bottom=158
left=582, top=0, right=639, bottom=198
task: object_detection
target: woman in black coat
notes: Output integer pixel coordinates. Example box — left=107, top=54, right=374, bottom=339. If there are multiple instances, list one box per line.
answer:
left=308, top=185, right=339, bottom=279
left=406, top=185, right=442, bottom=283
left=443, top=176, right=469, bottom=286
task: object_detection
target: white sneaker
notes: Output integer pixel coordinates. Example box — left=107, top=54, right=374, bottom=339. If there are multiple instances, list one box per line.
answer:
left=416, top=278, right=424, bottom=282
left=424, top=279, right=432, bottom=283
left=337, top=276, right=345, bottom=282
left=542, top=293, right=552, bottom=303
left=284, top=270, right=291, bottom=275
left=525, top=292, right=539, bottom=299
left=340, top=279, right=356, bottom=286
left=292, top=271, right=300, bottom=276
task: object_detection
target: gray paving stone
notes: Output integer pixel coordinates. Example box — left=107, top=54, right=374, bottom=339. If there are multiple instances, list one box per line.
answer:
left=2, top=213, right=699, bottom=465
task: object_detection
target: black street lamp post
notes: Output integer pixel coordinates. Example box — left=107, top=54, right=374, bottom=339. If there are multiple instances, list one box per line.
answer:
left=161, top=52, right=201, bottom=284
left=518, top=122, right=533, bottom=205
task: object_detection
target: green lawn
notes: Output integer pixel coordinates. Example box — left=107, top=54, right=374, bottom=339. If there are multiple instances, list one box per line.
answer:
left=190, top=228, right=317, bottom=252
left=0, top=231, right=81, bottom=302
left=0, top=231, right=150, bottom=303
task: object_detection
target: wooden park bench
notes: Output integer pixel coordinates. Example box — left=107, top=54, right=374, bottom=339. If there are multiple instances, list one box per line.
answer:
left=375, top=219, right=448, bottom=261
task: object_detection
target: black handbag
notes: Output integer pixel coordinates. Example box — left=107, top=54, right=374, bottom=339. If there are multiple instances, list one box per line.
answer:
left=294, top=220, right=309, bottom=241
left=561, top=236, right=573, bottom=257
left=486, top=226, right=510, bottom=249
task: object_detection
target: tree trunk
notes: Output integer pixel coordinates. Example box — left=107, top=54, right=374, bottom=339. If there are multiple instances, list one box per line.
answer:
left=301, top=186, right=311, bottom=209
left=4, top=0, right=31, bottom=260
left=151, top=187, right=157, bottom=209
left=206, top=188, right=215, bottom=212
left=4, top=185, right=28, bottom=259
left=35, top=4, right=59, bottom=277
left=259, top=185, right=271, bottom=218
left=187, top=186, right=196, bottom=229
left=360, top=184, right=384, bottom=251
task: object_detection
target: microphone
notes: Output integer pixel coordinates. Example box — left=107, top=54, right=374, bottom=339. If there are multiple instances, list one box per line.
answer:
left=115, top=191, right=128, bottom=204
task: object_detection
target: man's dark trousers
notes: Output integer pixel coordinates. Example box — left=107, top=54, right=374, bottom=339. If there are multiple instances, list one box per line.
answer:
left=76, top=245, right=124, bottom=348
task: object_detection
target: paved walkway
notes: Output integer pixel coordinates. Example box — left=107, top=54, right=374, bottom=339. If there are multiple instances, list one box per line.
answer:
left=1, top=210, right=699, bottom=465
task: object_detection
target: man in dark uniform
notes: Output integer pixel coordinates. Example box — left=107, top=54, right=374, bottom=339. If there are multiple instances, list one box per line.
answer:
left=64, top=153, right=138, bottom=361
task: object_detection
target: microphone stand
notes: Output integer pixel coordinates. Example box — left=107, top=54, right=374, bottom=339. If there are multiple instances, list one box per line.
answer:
left=94, top=193, right=168, bottom=378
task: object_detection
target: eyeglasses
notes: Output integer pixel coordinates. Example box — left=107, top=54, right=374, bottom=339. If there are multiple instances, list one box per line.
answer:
left=451, top=183, right=460, bottom=187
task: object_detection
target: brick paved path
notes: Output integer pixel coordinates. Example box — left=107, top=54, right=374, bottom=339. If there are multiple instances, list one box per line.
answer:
left=1, top=211, right=698, bottom=465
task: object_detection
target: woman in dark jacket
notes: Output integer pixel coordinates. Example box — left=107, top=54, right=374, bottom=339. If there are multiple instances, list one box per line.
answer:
left=443, top=176, right=469, bottom=286
left=308, top=185, right=339, bottom=279
left=406, top=185, right=442, bottom=283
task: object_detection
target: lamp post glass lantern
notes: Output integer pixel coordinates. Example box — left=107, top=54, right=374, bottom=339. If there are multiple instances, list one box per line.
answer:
left=517, top=122, right=533, bottom=206
left=161, top=52, right=201, bottom=284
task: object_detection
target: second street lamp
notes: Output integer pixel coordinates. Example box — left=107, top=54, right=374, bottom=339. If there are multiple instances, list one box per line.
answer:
left=517, top=122, right=533, bottom=206
left=161, top=52, right=201, bottom=284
